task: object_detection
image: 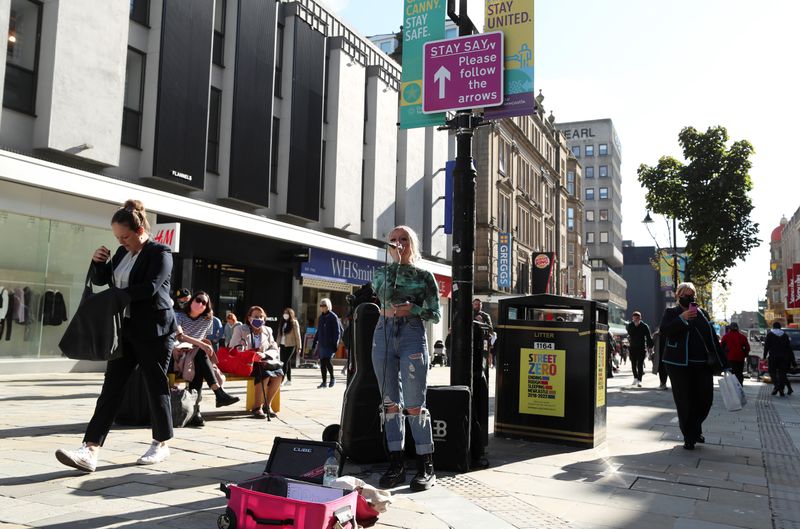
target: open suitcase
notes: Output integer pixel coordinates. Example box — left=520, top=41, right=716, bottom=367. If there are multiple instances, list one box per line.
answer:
left=218, top=438, right=356, bottom=529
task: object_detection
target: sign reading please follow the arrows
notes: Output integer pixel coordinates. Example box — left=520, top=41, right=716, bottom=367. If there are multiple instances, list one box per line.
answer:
left=422, top=32, right=504, bottom=114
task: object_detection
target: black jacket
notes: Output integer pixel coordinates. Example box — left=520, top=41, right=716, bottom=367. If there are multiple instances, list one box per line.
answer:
left=659, top=305, right=726, bottom=370
left=764, top=330, right=794, bottom=368
left=625, top=321, right=654, bottom=352
left=90, top=240, right=177, bottom=339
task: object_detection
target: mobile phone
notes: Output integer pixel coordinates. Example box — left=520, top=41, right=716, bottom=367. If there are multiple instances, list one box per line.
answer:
left=689, top=302, right=698, bottom=312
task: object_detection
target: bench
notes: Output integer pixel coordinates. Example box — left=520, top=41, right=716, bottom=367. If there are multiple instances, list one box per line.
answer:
left=168, top=373, right=280, bottom=412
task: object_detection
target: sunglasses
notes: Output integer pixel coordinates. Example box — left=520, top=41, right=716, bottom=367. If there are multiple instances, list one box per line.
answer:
left=193, top=297, right=209, bottom=306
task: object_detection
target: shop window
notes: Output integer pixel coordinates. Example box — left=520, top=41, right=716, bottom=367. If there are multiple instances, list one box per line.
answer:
left=122, top=47, right=146, bottom=148
left=4, top=0, right=43, bottom=115
left=213, top=0, right=226, bottom=66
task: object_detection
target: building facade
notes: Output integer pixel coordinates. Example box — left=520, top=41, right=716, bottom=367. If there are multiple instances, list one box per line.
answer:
left=621, top=242, right=667, bottom=329
left=0, top=0, right=453, bottom=372
left=766, top=211, right=800, bottom=327
left=556, top=118, right=627, bottom=323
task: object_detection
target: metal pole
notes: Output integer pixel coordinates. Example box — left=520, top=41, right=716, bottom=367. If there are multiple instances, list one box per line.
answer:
left=672, top=216, right=679, bottom=291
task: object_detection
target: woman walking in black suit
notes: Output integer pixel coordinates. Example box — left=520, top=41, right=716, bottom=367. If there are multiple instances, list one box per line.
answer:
left=56, top=199, right=177, bottom=472
left=659, top=282, right=727, bottom=450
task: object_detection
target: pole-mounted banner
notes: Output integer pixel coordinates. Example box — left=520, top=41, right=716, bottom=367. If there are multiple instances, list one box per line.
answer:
left=483, top=0, right=534, bottom=120
left=400, top=0, right=447, bottom=129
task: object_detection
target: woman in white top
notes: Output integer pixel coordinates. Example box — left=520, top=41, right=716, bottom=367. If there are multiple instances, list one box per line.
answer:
left=230, top=306, right=284, bottom=418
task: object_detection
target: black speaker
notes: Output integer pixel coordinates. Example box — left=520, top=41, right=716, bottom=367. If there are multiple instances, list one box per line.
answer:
left=405, top=385, right=471, bottom=472
left=264, top=437, right=343, bottom=485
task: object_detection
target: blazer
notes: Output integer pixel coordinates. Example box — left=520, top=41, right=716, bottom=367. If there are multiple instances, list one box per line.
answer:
left=278, top=319, right=302, bottom=349
left=659, top=305, right=726, bottom=369
left=90, top=240, right=177, bottom=339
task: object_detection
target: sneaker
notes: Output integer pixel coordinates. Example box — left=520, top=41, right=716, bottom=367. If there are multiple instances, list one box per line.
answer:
left=329, top=379, right=336, bottom=388
left=637, top=380, right=642, bottom=388
left=658, top=384, right=668, bottom=390
left=283, top=380, right=292, bottom=387
left=137, top=441, right=170, bottom=465
left=55, top=444, right=97, bottom=472
left=317, top=383, right=327, bottom=389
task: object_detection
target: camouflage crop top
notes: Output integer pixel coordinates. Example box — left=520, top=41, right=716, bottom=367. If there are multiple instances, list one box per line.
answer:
left=372, top=263, right=441, bottom=323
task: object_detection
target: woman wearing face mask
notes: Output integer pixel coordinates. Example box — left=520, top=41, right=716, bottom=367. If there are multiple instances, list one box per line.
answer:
left=659, top=282, right=727, bottom=450
left=277, top=307, right=302, bottom=386
left=230, top=306, right=283, bottom=418
left=312, top=298, right=342, bottom=388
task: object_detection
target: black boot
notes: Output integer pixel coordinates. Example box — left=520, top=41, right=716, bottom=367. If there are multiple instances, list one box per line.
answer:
left=379, top=451, right=406, bottom=489
left=214, top=387, right=240, bottom=408
left=409, top=453, right=436, bottom=492
left=187, top=405, right=205, bottom=427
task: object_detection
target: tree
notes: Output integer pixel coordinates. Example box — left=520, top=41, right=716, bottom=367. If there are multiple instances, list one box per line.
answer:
left=637, top=126, right=760, bottom=288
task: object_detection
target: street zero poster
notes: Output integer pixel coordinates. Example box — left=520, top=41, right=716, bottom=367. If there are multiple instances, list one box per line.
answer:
left=400, top=0, right=446, bottom=129
left=519, top=347, right=565, bottom=417
left=596, top=340, right=606, bottom=407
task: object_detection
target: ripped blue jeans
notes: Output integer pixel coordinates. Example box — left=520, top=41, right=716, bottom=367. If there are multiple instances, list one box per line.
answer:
left=371, top=315, right=433, bottom=455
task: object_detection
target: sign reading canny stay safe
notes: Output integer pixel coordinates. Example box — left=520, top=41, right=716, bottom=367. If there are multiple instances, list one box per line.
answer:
left=519, top=346, right=565, bottom=417
left=422, top=32, right=504, bottom=113
left=400, top=0, right=446, bottom=129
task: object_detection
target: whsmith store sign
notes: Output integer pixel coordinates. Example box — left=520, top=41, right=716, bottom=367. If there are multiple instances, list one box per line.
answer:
left=301, top=248, right=380, bottom=286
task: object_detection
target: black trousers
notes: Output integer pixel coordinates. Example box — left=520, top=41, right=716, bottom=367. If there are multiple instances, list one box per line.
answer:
left=658, top=357, right=668, bottom=386
left=187, top=349, right=217, bottom=392
left=280, top=345, right=296, bottom=381
left=630, top=349, right=646, bottom=380
left=84, top=327, right=174, bottom=446
left=320, top=357, right=334, bottom=383
left=666, top=363, right=713, bottom=443
left=729, top=360, right=745, bottom=386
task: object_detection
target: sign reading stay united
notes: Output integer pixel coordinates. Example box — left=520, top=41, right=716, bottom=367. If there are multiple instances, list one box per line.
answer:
left=400, top=0, right=446, bottom=129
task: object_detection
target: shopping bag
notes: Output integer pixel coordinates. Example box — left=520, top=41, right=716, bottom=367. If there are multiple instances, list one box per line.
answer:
left=171, top=387, right=199, bottom=428
left=718, top=371, right=746, bottom=412
left=216, top=344, right=260, bottom=376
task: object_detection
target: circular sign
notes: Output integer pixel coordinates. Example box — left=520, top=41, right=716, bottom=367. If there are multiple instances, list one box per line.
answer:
left=534, top=254, right=551, bottom=269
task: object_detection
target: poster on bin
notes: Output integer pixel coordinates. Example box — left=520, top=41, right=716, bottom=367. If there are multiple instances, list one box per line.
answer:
left=596, top=340, right=606, bottom=407
left=484, top=0, right=534, bottom=120
left=519, top=347, right=565, bottom=417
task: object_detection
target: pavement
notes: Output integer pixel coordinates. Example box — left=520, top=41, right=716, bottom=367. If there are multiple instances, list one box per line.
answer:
left=1, top=363, right=800, bottom=529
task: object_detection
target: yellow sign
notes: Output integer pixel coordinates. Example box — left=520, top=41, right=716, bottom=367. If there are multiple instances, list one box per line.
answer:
left=519, top=348, right=565, bottom=417
left=596, top=341, right=606, bottom=407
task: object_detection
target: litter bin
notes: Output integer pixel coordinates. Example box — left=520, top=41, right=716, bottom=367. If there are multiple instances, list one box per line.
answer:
left=494, top=294, right=608, bottom=448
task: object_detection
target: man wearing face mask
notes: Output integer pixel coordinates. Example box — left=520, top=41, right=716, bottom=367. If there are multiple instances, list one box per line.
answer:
left=659, top=282, right=728, bottom=450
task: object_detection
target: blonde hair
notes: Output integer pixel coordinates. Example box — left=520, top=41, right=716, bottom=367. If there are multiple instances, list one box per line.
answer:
left=389, top=225, right=421, bottom=263
left=675, top=282, right=696, bottom=298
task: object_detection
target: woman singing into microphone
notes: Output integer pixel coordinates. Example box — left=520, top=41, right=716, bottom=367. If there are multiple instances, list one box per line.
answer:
left=372, top=225, right=440, bottom=491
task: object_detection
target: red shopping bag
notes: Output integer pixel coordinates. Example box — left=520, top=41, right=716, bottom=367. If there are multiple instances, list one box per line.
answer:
left=217, top=344, right=261, bottom=377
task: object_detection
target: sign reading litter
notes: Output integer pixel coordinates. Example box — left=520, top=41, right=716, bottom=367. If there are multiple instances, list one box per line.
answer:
left=422, top=32, right=504, bottom=113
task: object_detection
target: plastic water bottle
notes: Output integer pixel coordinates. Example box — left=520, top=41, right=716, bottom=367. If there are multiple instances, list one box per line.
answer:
left=322, top=448, right=339, bottom=487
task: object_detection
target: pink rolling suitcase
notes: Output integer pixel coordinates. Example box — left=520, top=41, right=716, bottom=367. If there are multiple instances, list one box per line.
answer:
left=218, top=474, right=357, bottom=529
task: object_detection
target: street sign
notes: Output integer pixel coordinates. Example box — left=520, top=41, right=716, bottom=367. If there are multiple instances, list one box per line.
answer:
left=422, top=32, right=504, bottom=114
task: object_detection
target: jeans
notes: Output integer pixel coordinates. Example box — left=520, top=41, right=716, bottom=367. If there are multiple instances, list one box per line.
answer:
left=371, top=315, right=433, bottom=455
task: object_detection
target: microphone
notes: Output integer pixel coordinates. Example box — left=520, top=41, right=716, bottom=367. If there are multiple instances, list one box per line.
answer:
left=386, top=241, right=403, bottom=250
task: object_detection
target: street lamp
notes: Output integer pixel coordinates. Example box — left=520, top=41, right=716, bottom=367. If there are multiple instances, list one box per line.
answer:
left=642, top=211, right=679, bottom=292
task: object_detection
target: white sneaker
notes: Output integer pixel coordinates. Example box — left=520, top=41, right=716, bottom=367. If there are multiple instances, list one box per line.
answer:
left=283, top=380, right=292, bottom=386
left=631, top=379, right=639, bottom=387
left=637, top=380, right=642, bottom=387
left=56, top=443, right=97, bottom=472
left=137, top=441, right=170, bottom=465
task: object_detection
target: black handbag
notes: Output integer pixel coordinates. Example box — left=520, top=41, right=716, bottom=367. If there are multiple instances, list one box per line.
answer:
left=59, top=270, right=130, bottom=361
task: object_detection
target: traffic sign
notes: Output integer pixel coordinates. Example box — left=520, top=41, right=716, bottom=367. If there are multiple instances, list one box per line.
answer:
left=422, top=32, right=504, bottom=114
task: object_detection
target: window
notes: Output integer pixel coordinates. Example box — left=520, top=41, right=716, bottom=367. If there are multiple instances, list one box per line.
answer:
left=585, top=188, right=595, bottom=200
left=567, top=207, right=574, bottom=232
left=275, top=24, right=284, bottom=97
left=499, top=193, right=511, bottom=232
left=600, top=231, right=609, bottom=243
left=516, top=206, right=530, bottom=245
left=571, top=146, right=580, bottom=157
left=591, top=259, right=604, bottom=268
left=516, top=261, right=530, bottom=294
left=320, top=141, right=327, bottom=208
left=599, top=144, right=608, bottom=156
left=567, top=171, right=575, bottom=196
left=568, top=277, right=575, bottom=294
left=599, top=187, right=608, bottom=199
left=585, top=166, right=594, bottom=178
left=599, top=209, right=608, bottom=221
left=130, top=0, right=149, bottom=25
left=599, top=165, right=608, bottom=177
left=121, top=47, right=146, bottom=148
left=586, top=232, right=595, bottom=244
left=380, top=41, right=394, bottom=53
left=498, top=139, right=508, bottom=175
left=4, top=0, right=43, bottom=114
left=568, top=244, right=575, bottom=267
left=213, top=0, right=226, bottom=66
left=206, top=87, right=222, bottom=173
left=595, top=278, right=605, bottom=291
left=270, top=117, right=280, bottom=193
left=586, top=210, right=595, bottom=222
left=585, top=145, right=594, bottom=157
left=445, top=27, right=458, bottom=39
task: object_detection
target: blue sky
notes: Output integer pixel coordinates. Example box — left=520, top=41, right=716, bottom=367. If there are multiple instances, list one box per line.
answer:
left=326, top=0, right=800, bottom=319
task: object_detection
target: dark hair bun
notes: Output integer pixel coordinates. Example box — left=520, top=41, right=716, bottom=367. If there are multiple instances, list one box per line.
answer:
left=123, top=199, right=145, bottom=214
left=111, top=199, right=150, bottom=233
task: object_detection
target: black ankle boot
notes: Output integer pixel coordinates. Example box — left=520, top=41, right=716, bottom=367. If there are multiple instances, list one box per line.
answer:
left=409, top=453, right=436, bottom=492
left=379, top=451, right=406, bottom=489
left=187, top=406, right=205, bottom=427
left=214, top=388, right=240, bottom=408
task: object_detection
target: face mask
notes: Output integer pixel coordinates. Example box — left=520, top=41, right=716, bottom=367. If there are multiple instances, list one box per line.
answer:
left=678, top=295, right=695, bottom=308
left=282, top=314, right=289, bottom=321
left=251, top=318, right=264, bottom=328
